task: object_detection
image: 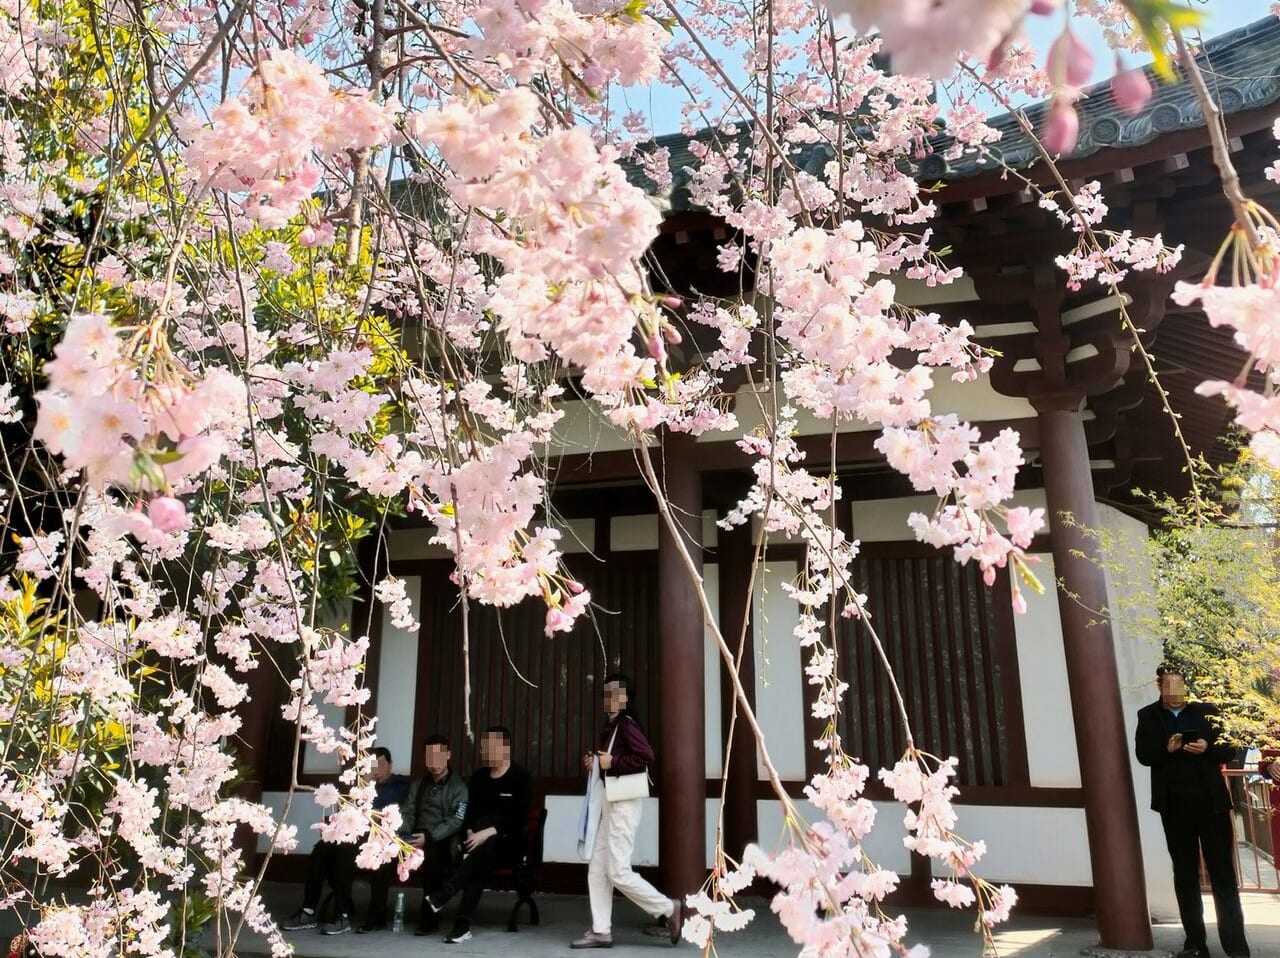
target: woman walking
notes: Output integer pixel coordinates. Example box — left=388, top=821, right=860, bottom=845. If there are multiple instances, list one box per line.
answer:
left=571, top=673, right=684, bottom=949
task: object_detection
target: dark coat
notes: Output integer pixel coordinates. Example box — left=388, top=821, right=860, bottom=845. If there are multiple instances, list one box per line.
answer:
left=1134, top=699, right=1236, bottom=814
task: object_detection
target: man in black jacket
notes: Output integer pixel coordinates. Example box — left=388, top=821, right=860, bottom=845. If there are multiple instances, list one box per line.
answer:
left=1135, top=665, right=1249, bottom=958
left=358, top=734, right=469, bottom=934
left=426, top=725, right=531, bottom=944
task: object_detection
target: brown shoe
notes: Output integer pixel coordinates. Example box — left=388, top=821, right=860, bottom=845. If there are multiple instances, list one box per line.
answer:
left=667, top=899, right=683, bottom=945
left=570, top=931, right=613, bottom=949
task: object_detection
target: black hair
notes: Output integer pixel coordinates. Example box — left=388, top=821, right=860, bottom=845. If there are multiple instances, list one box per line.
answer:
left=603, top=672, right=639, bottom=725
left=1156, top=664, right=1186, bottom=679
left=482, top=725, right=512, bottom=745
left=372, top=746, right=392, bottom=764
left=424, top=734, right=450, bottom=750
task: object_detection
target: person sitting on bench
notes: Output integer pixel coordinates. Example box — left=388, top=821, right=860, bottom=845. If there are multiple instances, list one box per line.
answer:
left=425, top=725, right=531, bottom=944
left=358, top=734, right=468, bottom=935
left=281, top=746, right=410, bottom=936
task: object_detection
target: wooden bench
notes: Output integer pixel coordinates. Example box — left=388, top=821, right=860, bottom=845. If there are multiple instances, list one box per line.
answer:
left=451, top=806, right=548, bottom=932
left=325, top=805, right=549, bottom=933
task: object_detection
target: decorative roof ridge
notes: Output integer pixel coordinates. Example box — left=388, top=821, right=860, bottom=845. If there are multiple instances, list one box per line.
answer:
left=620, top=15, right=1280, bottom=206
left=918, top=13, right=1280, bottom=181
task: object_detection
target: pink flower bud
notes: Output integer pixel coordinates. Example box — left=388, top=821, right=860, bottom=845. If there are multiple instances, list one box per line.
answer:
left=1111, top=64, right=1153, bottom=116
left=148, top=495, right=188, bottom=533
left=660, top=322, right=682, bottom=345
left=1028, top=0, right=1060, bottom=14
left=660, top=295, right=683, bottom=310
left=1049, top=29, right=1093, bottom=88
left=1041, top=98, right=1079, bottom=155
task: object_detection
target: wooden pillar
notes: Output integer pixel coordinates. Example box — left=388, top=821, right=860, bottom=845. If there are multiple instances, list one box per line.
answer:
left=1038, top=405, right=1152, bottom=950
left=717, top=519, right=757, bottom=862
left=234, top=661, right=277, bottom=870
left=658, top=433, right=707, bottom=896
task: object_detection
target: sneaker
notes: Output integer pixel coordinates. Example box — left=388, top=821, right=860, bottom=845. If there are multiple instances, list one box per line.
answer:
left=570, top=930, right=613, bottom=949
left=321, top=916, right=352, bottom=936
left=280, top=909, right=318, bottom=932
left=426, top=892, right=447, bottom=915
left=444, top=920, right=472, bottom=944
left=356, top=920, right=385, bottom=935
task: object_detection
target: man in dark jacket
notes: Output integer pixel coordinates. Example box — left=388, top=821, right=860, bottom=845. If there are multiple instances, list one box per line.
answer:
left=281, top=746, right=410, bottom=937
left=1135, top=665, right=1249, bottom=958
left=366, top=734, right=468, bottom=936
left=426, top=725, right=531, bottom=944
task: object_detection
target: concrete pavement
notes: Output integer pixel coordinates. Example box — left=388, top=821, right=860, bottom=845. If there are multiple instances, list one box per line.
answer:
left=238, top=884, right=1280, bottom=958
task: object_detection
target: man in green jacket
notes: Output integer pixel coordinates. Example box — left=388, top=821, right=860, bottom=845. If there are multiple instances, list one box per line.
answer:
left=362, top=734, right=468, bottom=935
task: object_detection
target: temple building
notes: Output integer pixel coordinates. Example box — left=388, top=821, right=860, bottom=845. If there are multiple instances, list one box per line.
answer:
left=250, top=16, right=1280, bottom=952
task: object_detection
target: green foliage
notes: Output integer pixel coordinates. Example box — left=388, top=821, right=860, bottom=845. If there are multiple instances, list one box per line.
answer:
left=1143, top=453, right=1280, bottom=745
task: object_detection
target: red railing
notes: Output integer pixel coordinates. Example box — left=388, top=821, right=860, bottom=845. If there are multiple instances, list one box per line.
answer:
left=1200, top=768, right=1280, bottom=895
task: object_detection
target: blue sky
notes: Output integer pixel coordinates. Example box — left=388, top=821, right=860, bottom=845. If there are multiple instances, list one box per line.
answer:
left=617, top=1, right=1277, bottom=135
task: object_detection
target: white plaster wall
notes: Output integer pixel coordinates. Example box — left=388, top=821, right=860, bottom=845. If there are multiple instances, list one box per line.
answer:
left=757, top=799, right=912, bottom=873
left=388, top=526, right=450, bottom=561
left=303, top=602, right=355, bottom=774
left=260, top=789, right=327, bottom=854
left=610, top=511, right=719, bottom=553
left=1095, top=503, right=1178, bottom=920
left=389, top=518, right=595, bottom=560
left=1015, top=551, right=1082, bottom=788
left=895, top=274, right=979, bottom=307
left=374, top=576, right=421, bottom=774
left=945, top=806, right=1093, bottom=885
left=728, top=373, right=1034, bottom=444
left=541, top=796, right=721, bottom=868
left=556, top=517, right=596, bottom=554
left=611, top=514, right=658, bottom=551
left=753, top=561, right=807, bottom=781
left=850, top=490, right=1048, bottom=543
left=704, top=564, right=724, bottom=778
left=544, top=399, right=641, bottom=456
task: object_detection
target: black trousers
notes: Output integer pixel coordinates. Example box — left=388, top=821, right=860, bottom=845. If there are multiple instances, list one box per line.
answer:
left=1160, top=788, right=1250, bottom=957
left=442, top=837, right=518, bottom=921
left=365, top=836, right=454, bottom=925
left=302, top=840, right=356, bottom=918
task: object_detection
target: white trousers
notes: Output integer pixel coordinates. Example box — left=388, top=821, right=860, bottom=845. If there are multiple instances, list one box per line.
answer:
left=587, top=798, right=673, bottom=934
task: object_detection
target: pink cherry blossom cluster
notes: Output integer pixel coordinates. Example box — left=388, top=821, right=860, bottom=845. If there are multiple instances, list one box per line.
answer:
left=880, top=755, right=1018, bottom=928
left=1176, top=275, right=1280, bottom=469
left=4, top=0, right=1245, bottom=956
left=30, top=312, right=252, bottom=540
left=184, top=48, right=395, bottom=227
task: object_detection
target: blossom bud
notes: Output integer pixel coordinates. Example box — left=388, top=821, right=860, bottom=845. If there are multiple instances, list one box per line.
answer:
left=1048, top=29, right=1093, bottom=88
left=660, top=322, right=682, bottom=345
left=148, top=495, right=188, bottom=533
left=660, top=295, right=683, bottom=310
left=1111, top=62, right=1153, bottom=115
left=1041, top=98, right=1079, bottom=155
left=1028, top=0, right=1061, bottom=15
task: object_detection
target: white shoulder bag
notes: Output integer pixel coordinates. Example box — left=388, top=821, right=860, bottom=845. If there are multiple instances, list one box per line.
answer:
left=603, top=720, right=651, bottom=803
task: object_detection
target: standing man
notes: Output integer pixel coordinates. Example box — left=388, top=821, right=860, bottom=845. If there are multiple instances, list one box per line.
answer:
left=362, top=734, right=467, bottom=935
left=282, top=746, right=410, bottom=936
left=425, top=725, right=531, bottom=944
left=1135, top=665, right=1250, bottom=958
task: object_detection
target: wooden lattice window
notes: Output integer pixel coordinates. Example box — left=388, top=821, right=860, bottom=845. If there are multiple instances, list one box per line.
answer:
left=410, top=552, right=662, bottom=786
left=836, top=544, right=1024, bottom=787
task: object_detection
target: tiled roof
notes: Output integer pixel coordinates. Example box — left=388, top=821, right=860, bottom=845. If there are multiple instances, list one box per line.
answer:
left=625, top=15, right=1280, bottom=206
left=919, top=14, right=1280, bottom=180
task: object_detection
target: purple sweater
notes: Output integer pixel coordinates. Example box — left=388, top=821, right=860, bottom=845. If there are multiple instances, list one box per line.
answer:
left=598, top=714, right=654, bottom=776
